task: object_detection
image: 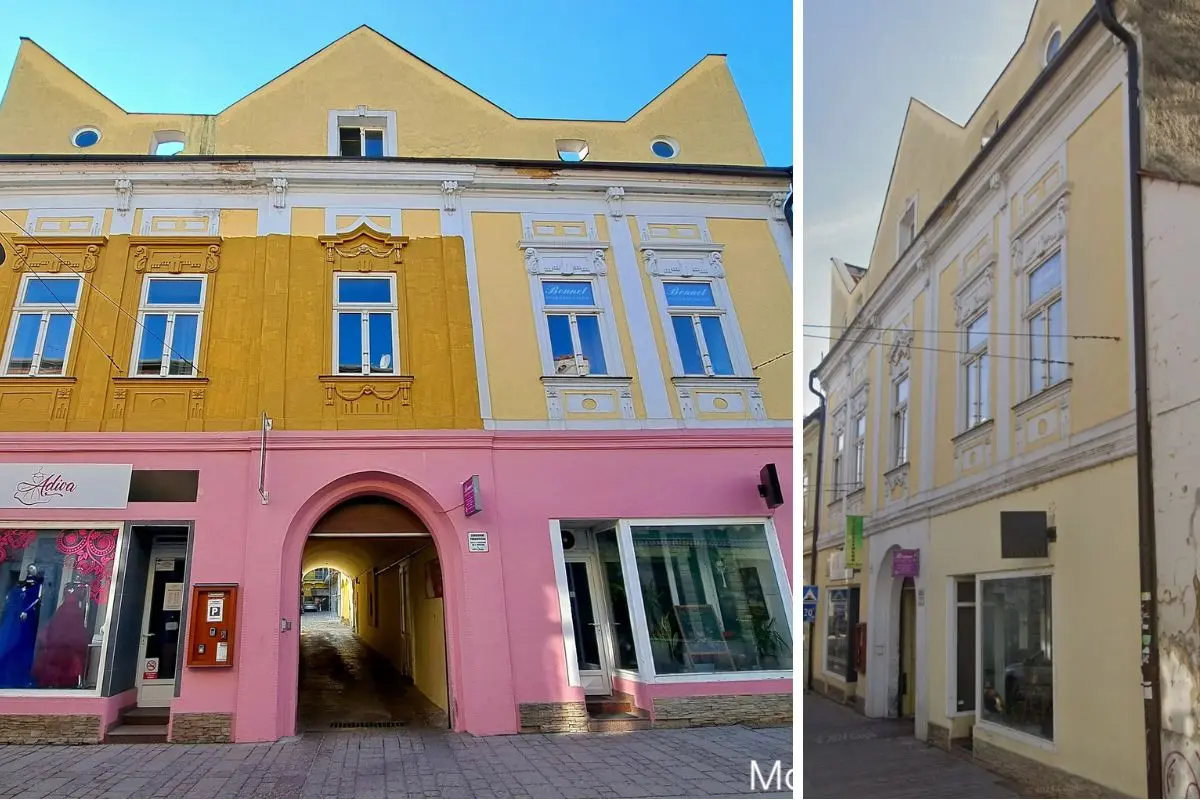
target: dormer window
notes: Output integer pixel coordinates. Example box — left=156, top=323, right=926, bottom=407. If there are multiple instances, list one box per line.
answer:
left=980, top=114, right=999, bottom=149
left=556, top=139, right=589, bottom=162
left=1045, top=28, right=1063, bottom=65
left=339, top=127, right=384, bottom=157
left=898, top=198, right=917, bottom=256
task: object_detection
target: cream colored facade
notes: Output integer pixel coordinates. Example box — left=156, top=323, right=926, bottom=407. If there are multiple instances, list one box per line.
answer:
left=810, top=2, right=1145, bottom=795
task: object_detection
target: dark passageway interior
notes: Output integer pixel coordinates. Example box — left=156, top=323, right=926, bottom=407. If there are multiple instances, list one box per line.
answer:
left=296, top=495, right=449, bottom=732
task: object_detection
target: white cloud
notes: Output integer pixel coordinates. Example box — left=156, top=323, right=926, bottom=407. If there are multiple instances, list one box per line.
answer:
left=803, top=200, right=880, bottom=251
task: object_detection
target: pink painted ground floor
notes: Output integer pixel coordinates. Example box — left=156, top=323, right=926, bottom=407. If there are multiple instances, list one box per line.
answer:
left=0, top=428, right=794, bottom=743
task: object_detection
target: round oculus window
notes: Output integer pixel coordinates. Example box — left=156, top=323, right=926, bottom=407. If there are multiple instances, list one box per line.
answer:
left=651, top=138, right=678, bottom=159
left=72, top=128, right=101, bottom=148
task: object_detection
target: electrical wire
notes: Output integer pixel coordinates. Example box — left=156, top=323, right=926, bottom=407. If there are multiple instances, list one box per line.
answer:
left=804, top=321, right=1120, bottom=342
left=752, top=350, right=792, bottom=371
left=802, top=331, right=1073, bottom=366
left=0, top=211, right=204, bottom=377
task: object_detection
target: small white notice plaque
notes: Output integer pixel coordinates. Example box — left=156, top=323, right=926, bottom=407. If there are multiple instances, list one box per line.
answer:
left=467, top=532, right=488, bottom=553
left=163, top=582, right=184, bottom=612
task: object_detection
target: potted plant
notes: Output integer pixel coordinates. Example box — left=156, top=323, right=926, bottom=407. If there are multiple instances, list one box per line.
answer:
left=751, top=616, right=791, bottom=669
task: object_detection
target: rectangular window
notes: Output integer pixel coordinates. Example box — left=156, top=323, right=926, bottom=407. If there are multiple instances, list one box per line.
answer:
left=133, top=276, right=205, bottom=377
left=663, top=281, right=735, bottom=376
left=825, top=587, right=850, bottom=675
left=833, top=430, right=845, bottom=498
left=334, top=274, right=398, bottom=375
left=1027, top=252, right=1067, bottom=394
left=0, top=528, right=120, bottom=690
left=338, top=127, right=384, bottom=158
left=629, top=523, right=792, bottom=675
left=541, top=280, right=608, bottom=376
left=898, top=200, right=917, bottom=254
left=3, top=275, right=82, bottom=376
left=853, top=414, right=866, bottom=486
left=892, top=375, right=909, bottom=467
left=964, top=312, right=990, bottom=429
left=954, top=578, right=977, bottom=713
left=980, top=574, right=1053, bottom=740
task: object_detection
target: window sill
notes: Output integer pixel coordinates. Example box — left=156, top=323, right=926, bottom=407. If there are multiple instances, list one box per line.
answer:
left=883, top=460, right=910, bottom=479
left=319, top=374, right=414, bottom=383
left=113, top=376, right=209, bottom=387
left=846, top=485, right=866, bottom=502
left=951, top=418, right=994, bottom=446
left=647, top=669, right=792, bottom=684
left=1011, top=378, right=1072, bottom=415
left=974, top=719, right=1056, bottom=751
left=540, top=375, right=633, bottom=383
left=0, top=375, right=77, bottom=383
left=671, top=375, right=760, bottom=385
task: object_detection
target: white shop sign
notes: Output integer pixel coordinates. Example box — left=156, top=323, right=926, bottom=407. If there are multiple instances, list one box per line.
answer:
left=0, top=463, right=133, bottom=509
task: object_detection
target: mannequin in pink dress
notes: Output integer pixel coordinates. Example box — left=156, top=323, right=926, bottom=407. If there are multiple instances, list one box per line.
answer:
left=31, top=582, right=90, bottom=689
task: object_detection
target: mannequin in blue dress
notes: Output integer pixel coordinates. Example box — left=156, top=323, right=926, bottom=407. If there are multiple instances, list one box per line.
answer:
left=0, top=565, right=44, bottom=689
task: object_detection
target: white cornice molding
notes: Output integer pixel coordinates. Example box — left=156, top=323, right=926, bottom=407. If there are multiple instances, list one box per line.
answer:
left=863, top=411, right=1134, bottom=535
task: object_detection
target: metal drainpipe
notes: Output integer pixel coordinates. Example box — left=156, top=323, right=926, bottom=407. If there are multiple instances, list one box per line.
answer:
left=806, top=369, right=827, bottom=692
left=1093, top=2, right=1163, bottom=795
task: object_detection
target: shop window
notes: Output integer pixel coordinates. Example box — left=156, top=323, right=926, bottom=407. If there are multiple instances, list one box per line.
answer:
left=825, top=587, right=850, bottom=676
left=539, top=280, right=609, bottom=376
left=663, top=281, right=735, bottom=376
left=596, top=530, right=638, bottom=671
left=333, top=273, right=399, bottom=375
left=1026, top=251, right=1067, bottom=395
left=963, top=311, right=990, bottom=429
left=980, top=573, right=1053, bottom=741
left=0, top=528, right=120, bottom=690
left=630, top=523, right=791, bottom=675
left=954, top=578, right=977, bottom=712
left=2, top=275, right=82, bottom=377
left=132, top=275, right=206, bottom=377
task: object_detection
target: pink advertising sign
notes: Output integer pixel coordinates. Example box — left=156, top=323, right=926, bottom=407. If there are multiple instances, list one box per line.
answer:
left=892, top=549, right=920, bottom=578
left=463, top=475, right=481, bottom=517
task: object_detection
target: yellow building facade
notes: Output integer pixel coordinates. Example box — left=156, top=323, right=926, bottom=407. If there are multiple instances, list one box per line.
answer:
left=809, top=2, right=1145, bottom=795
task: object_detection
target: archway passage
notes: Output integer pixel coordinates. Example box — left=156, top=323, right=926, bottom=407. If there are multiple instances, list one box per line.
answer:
left=297, top=495, right=449, bottom=731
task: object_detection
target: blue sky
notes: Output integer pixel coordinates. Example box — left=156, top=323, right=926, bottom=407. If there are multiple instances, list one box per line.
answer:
left=802, top=0, right=1038, bottom=411
left=0, top=0, right=793, bottom=166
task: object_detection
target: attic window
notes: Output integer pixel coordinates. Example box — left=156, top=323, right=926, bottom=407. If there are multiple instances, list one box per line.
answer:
left=151, top=130, right=186, bottom=156
left=980, top=114, right=1000, bottom=149
left=328, top=108, right=396, bottom=157
left=556, top=139, right=589, bottom=162
left=898, top=199, right=917, bottom=255
left=651, top=138, right=679, bottom=159
left=1044, top=28, right=1063, bottom=65
left=340, top=127, right=384, bottom=157
left=71, top=127, right=100, bottom=148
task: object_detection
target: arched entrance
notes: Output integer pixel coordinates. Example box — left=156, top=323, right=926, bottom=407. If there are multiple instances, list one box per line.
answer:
left=276, top=472, right=464, bottom=737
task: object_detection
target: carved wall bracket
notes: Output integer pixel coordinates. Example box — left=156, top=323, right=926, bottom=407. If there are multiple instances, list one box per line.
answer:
left=605, top=187, right=625, bottom=218
left=114, top=179, right=133, bottom=215
left=269, top=178, right=288, bottom=210
left=441, top=181, right=462, bottom=213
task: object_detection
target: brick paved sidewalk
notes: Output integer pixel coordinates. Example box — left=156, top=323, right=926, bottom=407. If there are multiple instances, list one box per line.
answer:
left=802, top=692, right=1019, bottom=799
left=0, top=723, right=794, bottom=799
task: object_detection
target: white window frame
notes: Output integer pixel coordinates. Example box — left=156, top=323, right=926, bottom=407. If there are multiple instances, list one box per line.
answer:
left=852, top=413, right=866, bottom=487
left=1044, top=27, right=1063, bottom=66
left=1024, top=250, right=1067, bottom=397
left=892, top=373, right=910, bottom=467
left=833, top=428, right=845, bottom=499
left=963, top=311, right=990, bottom=430
left=130, top=275, right=207, bottom=378
left=327, top=108, right=397, bottom=157
left=656, top=278, right=749, bottom=377
left=0, top=521, right=125, bottom=698
left=332, top=272, right=401, bottom=376
left=2, top=273, right=83, bottom=377
left=946, top=576, right=977, bottom=717
left=530, top=276, right=624, bottom=377
left=897, top=197, right=917, bottom=256
left=976, top=568, right=1056, bottom=748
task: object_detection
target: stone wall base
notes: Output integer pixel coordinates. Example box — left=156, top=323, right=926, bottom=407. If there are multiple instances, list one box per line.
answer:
left=0, top=714, right=101, bottom=744
left=518, top=702, right=588, bottom=733
left=973, top=738, right=1127, bottom=798
left=170, top=712, right=233, bottom=743
left=652, top=693, right=792, bottom=728
left=926, top=721, right=951, bottom=750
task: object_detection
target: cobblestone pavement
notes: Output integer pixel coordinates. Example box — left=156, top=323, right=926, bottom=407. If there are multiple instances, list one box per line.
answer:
left=803, top=692, right=1019, bottom=799
left=298, top=612, right=445, bottom=731
left=0, top=723, right=793, bottom=798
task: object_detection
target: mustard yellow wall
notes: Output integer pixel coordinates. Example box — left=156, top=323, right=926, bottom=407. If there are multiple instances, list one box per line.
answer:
left=709, top=218, right=792, bottom=420
left=0, top=230, right=481, bottom=432
left=402, top=209, right=440, bottom=239
left=1064, top=88, right=1130, bottom=433
left=924, top=457, right=1144, bottom=797
left=907, top=292, right=927, bottom=475
left=471, top=212, right=545, bottom=420
left=0, top=32, right=764, bottom=165
left=409, top=547, right=448, bottom=711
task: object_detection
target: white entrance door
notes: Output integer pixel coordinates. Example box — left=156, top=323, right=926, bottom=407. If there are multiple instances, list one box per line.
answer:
left=564, top=556, right=614, bottom=695
left=135, top=546, right=187, bottom=708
